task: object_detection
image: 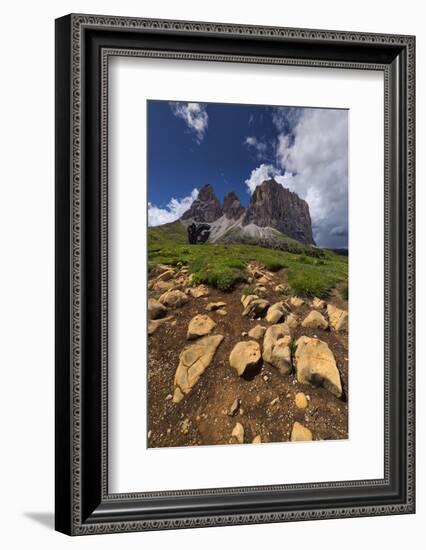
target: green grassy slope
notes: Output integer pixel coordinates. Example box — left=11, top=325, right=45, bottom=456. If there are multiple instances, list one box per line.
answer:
left=148, top=220, right=348, bottom=296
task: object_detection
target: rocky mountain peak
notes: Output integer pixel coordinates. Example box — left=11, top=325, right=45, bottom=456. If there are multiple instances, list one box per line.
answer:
left=242, top=179, right=315, bottom=245
left=222, top=191, right=245, bottom=220
left=181, top=184, right=223, bottom=223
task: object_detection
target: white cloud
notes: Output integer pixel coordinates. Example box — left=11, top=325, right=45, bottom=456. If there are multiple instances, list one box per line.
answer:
left=245, top=108, right=348, bottom=248
left=170, top=102, right=208, bottom=143
left=244, top=163, right=291, bottom=194
left=148, top=188, right=199, bottom=226
left=244, top=136, right=268, bottom=160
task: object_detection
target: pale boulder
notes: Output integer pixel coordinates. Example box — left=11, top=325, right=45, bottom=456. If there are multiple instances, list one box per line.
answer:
left=294, top=336, right=342, bottom=397
left=327, top=304, right=349, bottom=332
left=291, top=422, right=313, bottom=441
left=187, top=314, right=216, bottom=340
left=312, top=297, right=326, bottom=309
left=248, top=325, right=267, bottom=340
left=284, top=313, right=298, bottom=329
left=148, top=298, right=167, bottom=320
left=173, top=335, right=224, bottom=402
left=188, top=284, right=210, bottom=298
left=231, top=422, right=244, bottom=444
left=263, top=324, right=292, bottom=375
left=242, top=299, right=270, bottom=318
left=301, top=310, right=329, bottom=330
left=290, top=296, right=304, bottom=308
left=229, top=341, right=262, bottom=376
left=266, top=301, right=289, bottom=324
left=241, top=294, right=259, bottom=309
left=159, top=289, right=189, bottom=308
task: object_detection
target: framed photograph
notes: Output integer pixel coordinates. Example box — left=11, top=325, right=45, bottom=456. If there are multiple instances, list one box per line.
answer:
left=55, top=14, right=415, bottom=535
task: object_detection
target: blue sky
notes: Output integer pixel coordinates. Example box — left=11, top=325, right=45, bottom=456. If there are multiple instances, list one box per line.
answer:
left=147, top=100, right=348, bottom=248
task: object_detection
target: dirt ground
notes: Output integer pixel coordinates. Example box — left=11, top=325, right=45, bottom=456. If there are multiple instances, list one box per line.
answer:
left=147, top=267, right=349, bottom=448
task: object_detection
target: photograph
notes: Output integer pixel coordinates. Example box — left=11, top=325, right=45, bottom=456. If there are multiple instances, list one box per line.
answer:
left=147, top=100, right=349, bottom=448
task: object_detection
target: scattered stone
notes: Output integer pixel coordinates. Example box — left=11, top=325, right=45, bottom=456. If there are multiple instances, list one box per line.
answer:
left=275, top=283, right=288, bottom=293
left=312, top=297, right=326, bottom=309
left=263, top=375, right=269, bottom=382
left=295, top=392, right=308, bottom=409
left=155, top=269, right=175, bottom=282
left=206, top=301, right=226, bottom=311
left=294, top=336, right=342, bottom=397
left=228, top=398, right=240, bottom=416
left=239, top=408, right=244, bottom=415
left=165, top=394, right=173, bottom=400
left=242, top=299, right=270, bottom=318
left=229, top=341, right=262, bottom=376
left=266, top=301, right=289, bottom=324
left=155, top=264, right=174, bottom=275
left=216, top=309, right=227, bottom=316
left=241, top=331, right=248, bottom=337
left=188, top=284, right=210, bottom=298
left=327, top=304, right=349, bottom=332
left=252, top=435, right=262, bottom=444
left=256, top=286, right=268, bottom=293
left=270, top=397, right=279, bottom=406
left=291, top=422, right=313, bottom=441
left=284, top=313, right=298, bottom=329
left=241, top=294, right=259, bottom=309
left=148, top=316, right=174, bottom=335
left=173, top=335, right=224, bottom=402
left=148, top=430, right=152, bottom=439
left=153, top=279, right=175, bottom=292
left=257, top=275, right=270, bottom=285
left=290, top=296, right=304, bottom=308
left=181, top=418, right=191, bottom=435
left=301, top=310, right=329, bottom=330
left=263, top=324, right=292, bottom=375
left=148, top=298, right=167, bottom=320
left=248, top=325, right=267, bottom=340
left=187, top=314, right=216, bottom=340
left=159, top=289, right=189, bottom=308
left=231, top=422, right=244, bottom=444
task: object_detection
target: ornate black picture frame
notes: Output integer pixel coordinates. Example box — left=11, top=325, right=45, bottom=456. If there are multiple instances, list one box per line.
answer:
left=55, top=13, right=415, bottom=535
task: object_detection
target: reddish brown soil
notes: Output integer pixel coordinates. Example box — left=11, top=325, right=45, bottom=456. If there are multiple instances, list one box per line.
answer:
left=147, top=268, right=348, bottom=448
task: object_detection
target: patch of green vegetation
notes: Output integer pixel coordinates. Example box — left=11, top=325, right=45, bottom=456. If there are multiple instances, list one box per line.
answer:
left=341, top=283, right=349, bottom=301
left=148, top=221, right=348, bottom=296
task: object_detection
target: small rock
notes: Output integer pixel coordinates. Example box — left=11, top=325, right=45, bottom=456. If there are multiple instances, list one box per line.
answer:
left=295, top=392, right=308, bottom=409
left=187, top=314, right=216, bottom=340
left=284, top=313, right=298, bottom=329
left=155, top=269, right=175, bottom=282
left=153, top=279, right=175, bottom=292
left=188, top=284, right=210, bottom=298
left=263, top=375, right=269, bottom=382
left=248, top=325, right=267, bottom=340
left=231, top=422, right=244, bottom=444
left=256, top=285, right=268, bottom=293
left=165, top=394, right=173, bottom=400
left=148, top=298, right=168, bottom=320
left=206, top=301, right=226, bottom=311
left=241, top=294, right=258, bottom=309
left=241, top=331, right=248, bottom=337
left=181, top=418, right=191, bottom=435
left=327, top=304, right=349, bottom=331
left=275, top=283, right=288, bottom=293
left=257, top=275, right=269, bottom=285
left=266, top=301, right=289, bottom=324
left=228, top=398, right=240, bottom=416
left=229, top=341, right=262, bottom=376
left=148, top=316, right=174, bottom=335
left=270, top=397, right=279, bottom=406
left=263, top=324, right=292, bottom=375
left=173, top=335, right=224, bottom=402
left=312, top=297, right=326, bottom=309
left=252, top=435, right=262, bottom=444
left=216, top=309, right=227, bottom=316
left=256, top=395, right=261, bottom=403
left=242, top=299, right=270, bottom=318
left=291, top=422, right=313, bottom=441
left=148, top=430, right=152, bottom=439
left=294, top=336, right=342, bottom=397
left=301, top=310, right=329, bottom=330
left=290, top=296, right=304, bottom=308
left=159, top=289, right=189, bottom=308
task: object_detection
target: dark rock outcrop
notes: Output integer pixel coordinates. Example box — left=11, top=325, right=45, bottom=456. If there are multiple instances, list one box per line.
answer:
left=242, top=179, right=315, bottom=245
left=222, top=191, right=245, bottom=219
left=181, top=184, right=222, bottom=223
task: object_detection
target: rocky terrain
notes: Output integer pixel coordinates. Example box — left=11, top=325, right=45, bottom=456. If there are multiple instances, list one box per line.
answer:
left=147, top=261, right=349, bottom=448
left=179, top=179, right=316, bottom=249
